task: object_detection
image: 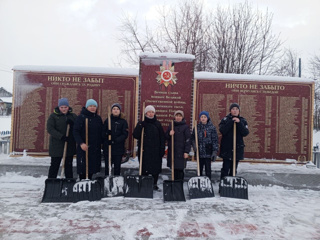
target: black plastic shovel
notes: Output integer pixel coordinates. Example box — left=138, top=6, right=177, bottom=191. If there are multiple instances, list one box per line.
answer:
left=42, top=124, right=76, bottom=203
left=188, top=120, right=215, bottom=199
left=219, top=122, right=248, bottom=200
left=163, top=121, right=186, bottom=202
left=104, top=108, right=124, bottom=197
left=124, top=102, right=153, bottom=199
left=73, top=118, right=102, bottom=202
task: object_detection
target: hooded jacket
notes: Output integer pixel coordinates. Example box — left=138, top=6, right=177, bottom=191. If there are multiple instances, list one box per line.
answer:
left=47, top=106, right=77, bottom=157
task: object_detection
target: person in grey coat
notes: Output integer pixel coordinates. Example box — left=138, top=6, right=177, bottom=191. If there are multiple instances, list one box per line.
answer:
left=219, top=103, right=249, bottom=179
left=165, top=110, right=191, bottom=181
left=191, top=111, right=219, bottom=180
left=47, top=98, right=77, bottom=178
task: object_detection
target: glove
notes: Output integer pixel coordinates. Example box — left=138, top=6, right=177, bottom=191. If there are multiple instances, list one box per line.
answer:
left=211, top=151, right=217, bottom=162
left=61, top=135, right=68, bottom=142
left=106, top=130, right=112, bottom=135
left=139, top=121, right=146, bottom=128
left=66, top=119, right=74, bottom=126
left=107, top=140, right=114, bottom=145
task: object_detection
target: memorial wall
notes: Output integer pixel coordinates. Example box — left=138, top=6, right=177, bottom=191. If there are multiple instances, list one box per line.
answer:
left=194, top=73, right=314, bottom=161
left=11, top=66, right=138, bottom=155
left=11, top=56, right=314, bottom=162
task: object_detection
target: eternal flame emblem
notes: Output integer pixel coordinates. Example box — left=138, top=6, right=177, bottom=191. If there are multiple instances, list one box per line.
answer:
left=156, top=60, right=178, bottom=87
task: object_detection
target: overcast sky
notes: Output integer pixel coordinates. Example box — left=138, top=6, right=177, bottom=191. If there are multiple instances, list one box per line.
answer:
left=0, top=0, right=319, bottom=92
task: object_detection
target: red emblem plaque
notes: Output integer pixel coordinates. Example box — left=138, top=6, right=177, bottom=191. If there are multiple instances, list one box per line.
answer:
left=156, top=61, right=178, bottom=87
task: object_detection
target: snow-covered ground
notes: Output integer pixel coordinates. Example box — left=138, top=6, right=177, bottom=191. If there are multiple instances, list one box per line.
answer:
left=0, top=117, right=320, bottom=239
left=0, top=153, right=319, bottom=240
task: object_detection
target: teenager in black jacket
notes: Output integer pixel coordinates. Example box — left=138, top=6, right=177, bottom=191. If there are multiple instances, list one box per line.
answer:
left=73, top=99, right=103, bottom=180
left=219, top=103, right=249, bottom=179
left=165, top=110, right=191, bottom=181
left=133, top=105, right=165, bottom=190
left=102, top=103, right=128, bottom=176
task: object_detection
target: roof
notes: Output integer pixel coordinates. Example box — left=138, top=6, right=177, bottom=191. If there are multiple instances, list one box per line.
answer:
left=12, top=65, right=139, bottom=77
left=0, top=97, right=12, bottom=103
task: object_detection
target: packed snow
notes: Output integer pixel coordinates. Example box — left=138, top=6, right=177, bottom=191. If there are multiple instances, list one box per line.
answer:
left=0, top=118, right=319, bottom=239
left=0, top=153, right=319, bottom=239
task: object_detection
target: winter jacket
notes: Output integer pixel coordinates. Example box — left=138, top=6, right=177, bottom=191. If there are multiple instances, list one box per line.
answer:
left=219, top=113, right=249, bottom=160
left=47, top=106, right=77, bottom=158
left=165, top=119, right=191, bottom=170
left=191, top=119, right=219, bottom=158
left=73, top=107, right=103, bottom=175
left=102, top=113, right=128, bottom=156
left=133, top=115, right=165, bottom=175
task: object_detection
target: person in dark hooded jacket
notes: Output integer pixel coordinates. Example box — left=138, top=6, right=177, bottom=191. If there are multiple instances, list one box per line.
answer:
left=133, top=105, right=165, bottom=190
left=73, top=99, right=103, bottom=180
left=191, top=111, right=219, bottom=180
left=219, top=103, right=249, bottom=179
left=102, top=103, right=128, bottom=176
left=165, top=110, right=191, bottom=181
left=47, top=98, right=77, bottom=178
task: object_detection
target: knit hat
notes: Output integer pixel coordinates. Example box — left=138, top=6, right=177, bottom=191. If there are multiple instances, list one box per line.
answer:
left=229, top=103, right=240, bottom=111
left=174, top=110, right=184, bottom=118
left=58, top=98, right=69, bottom=107
left=199, top=111, right=209, bottom=119
left=86, top=99, right=98, bottom=108
left=111, top=103, right=121, bottom=111
left=145, top=105, right=156, bottom=114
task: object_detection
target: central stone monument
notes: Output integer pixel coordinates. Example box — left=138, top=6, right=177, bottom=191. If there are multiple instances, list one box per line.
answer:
left=139, top=52, right=195, bottom=129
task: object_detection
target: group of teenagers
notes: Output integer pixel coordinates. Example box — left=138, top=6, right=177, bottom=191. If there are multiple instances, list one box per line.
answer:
left=47, top=98, right=249, bottom=191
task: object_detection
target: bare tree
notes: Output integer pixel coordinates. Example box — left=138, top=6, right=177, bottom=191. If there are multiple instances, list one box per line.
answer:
left=268, top=48, right=299, bottom=77
left=118, top=0, right=282, bottom=74
left=118, top=0, right=213, bottom=71
left=310, top=52, right=320, bottom=130
left=210, top=2, right=282, bottom=74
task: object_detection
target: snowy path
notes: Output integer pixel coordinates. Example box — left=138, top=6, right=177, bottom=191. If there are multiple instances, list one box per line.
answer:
left=0, top=172, right=319, bottom=240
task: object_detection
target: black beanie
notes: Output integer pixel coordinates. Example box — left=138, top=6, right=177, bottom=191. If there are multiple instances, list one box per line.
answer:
left=111, top=103, right=121, bottom=111
left=229, top=103, right=240, bottom=111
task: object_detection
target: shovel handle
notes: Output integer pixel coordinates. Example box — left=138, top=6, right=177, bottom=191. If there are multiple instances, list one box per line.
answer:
left=108, top=106, right=112, bottom=177
left=139, top=102, right=145, bottom=176
left=86, top=118, right=89, bottom=180
left=61, top=124, right=70, bottom=178
left=171, top=120, right=174, bottom=180
left=233, top=121, right=236, bottom=177
left=194, top=120, right=200, bottom=176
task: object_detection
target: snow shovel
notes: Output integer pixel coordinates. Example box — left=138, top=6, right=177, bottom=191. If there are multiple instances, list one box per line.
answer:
left=104, top=107, right=124, bottom=197
left=42, top=124, right=76, bottom=203
left=188, top=120, right=215, bottom=199
left=163, top=121, right=186, bottom=202
left=220, top=122, right=248, bottom=200
left=73, top=118, right=102, bottom=202
left=124, top=102, right=153, bottom=199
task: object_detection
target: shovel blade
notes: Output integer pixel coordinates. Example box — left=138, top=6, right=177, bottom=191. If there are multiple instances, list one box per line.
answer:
left=219, top=176, right=248, bottom=200
left=124, top=175, right=153, bottom=199
left=188, top=176, right=215, bottom=199
left=41, top=178, right=76, bottom=203
left=104, top=176, right=124, bottom=197
left=163, top=180, right=186, bottom=202
left=73, top=179, right=102, bottom=202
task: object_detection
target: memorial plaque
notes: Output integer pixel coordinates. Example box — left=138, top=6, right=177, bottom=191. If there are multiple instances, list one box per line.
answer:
left=139, top=53, right=195, bottom=129
left=195, top=75, right=314, bottom=161
left=12, top=67, right=138, bottom=155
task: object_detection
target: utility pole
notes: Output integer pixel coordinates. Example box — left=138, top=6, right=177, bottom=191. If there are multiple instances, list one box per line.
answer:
left=299, top=58, right=301, bottom=77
